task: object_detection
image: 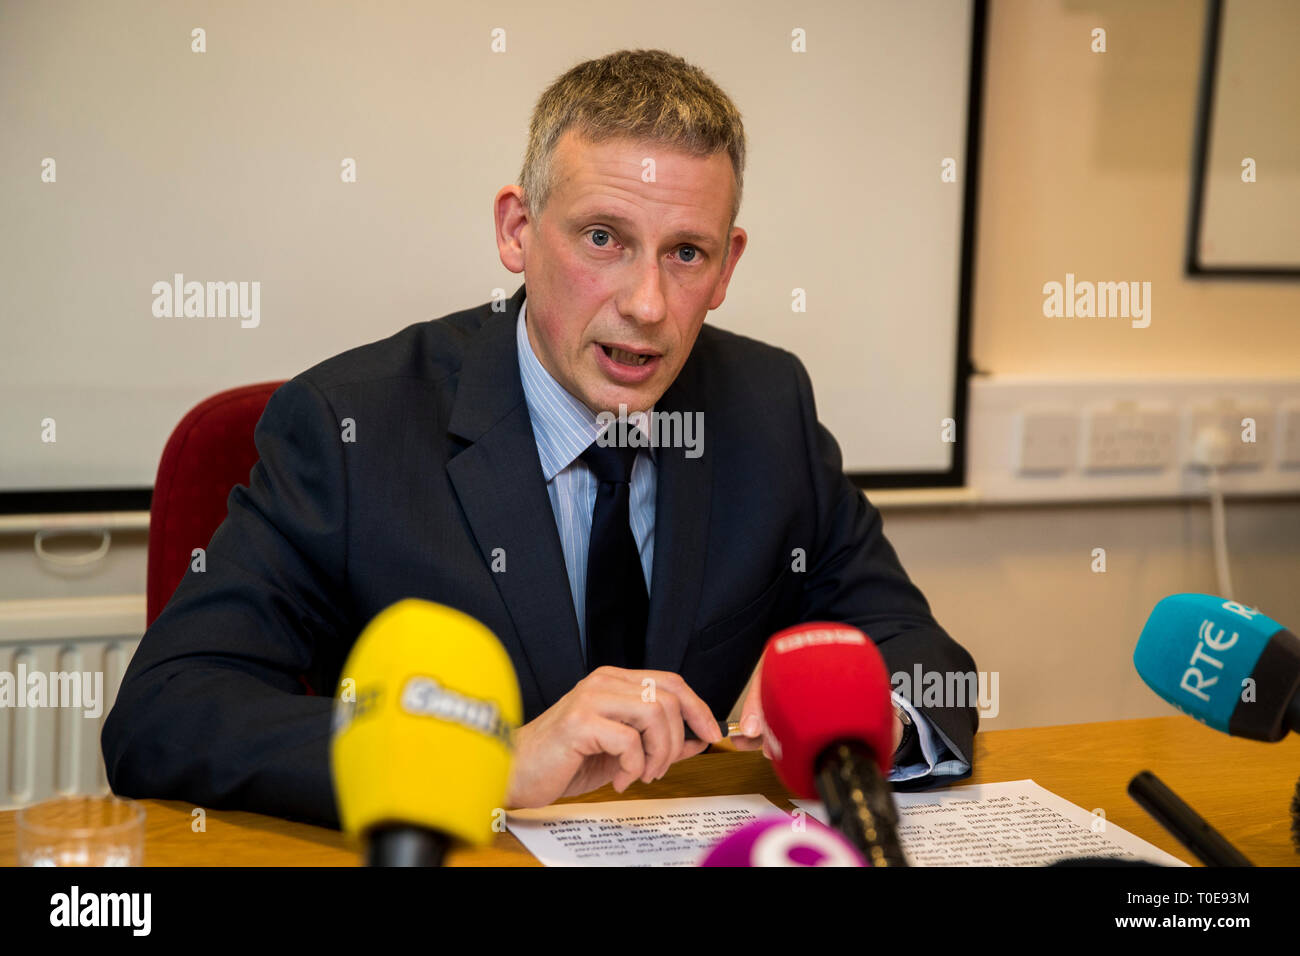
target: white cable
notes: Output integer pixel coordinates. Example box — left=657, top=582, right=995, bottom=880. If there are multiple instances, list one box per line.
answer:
left=1206, top=467, right=1235, bottom=601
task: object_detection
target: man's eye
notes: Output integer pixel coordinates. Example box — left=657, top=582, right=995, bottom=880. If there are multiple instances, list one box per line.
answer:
left=585, top=230, right=700, bottom=262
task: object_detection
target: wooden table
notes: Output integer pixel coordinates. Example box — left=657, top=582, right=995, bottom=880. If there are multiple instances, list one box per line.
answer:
left=2, top=716, right=1297, bottom=866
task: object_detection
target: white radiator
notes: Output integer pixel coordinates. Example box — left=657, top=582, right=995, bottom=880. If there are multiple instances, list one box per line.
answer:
left=0, top=595, right=143, bottom=810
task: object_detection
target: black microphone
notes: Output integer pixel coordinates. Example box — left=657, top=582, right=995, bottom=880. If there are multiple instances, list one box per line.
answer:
left=1049, top=857, right=1161, bottom=867
left=1291, top=776, right=1300, bottom=855
left=1127, top=770, right=1253, bottom=867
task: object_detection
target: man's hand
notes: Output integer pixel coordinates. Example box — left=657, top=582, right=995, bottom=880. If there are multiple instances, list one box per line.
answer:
left=730, top=657, right=771, bottom=756
left=730, top=656, right=904, bottom=757
left=504, top=666, right=722, bottom=809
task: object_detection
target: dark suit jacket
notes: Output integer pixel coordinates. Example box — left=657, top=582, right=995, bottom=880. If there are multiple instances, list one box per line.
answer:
left=102, top=283, right=978, bottom=829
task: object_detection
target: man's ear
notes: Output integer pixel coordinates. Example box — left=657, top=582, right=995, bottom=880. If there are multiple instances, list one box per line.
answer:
left=708, top=226, right=748, bottom=311
left=495, top=185, right=528, bottom=274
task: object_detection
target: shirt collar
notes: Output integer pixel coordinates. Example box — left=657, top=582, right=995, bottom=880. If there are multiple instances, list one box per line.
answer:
left=516, top=296, right=656, bottom=481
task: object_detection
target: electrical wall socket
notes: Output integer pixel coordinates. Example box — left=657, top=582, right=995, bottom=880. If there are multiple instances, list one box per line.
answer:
left=1016, top=410, right=1078, bottom=473
left=969, top=377, right=1300, bottom=502
left=1279, top=401, right=1300, bottom=466
left=1083, top=404, right=1178, bottom=471
left=1187, top=402, right=1272, bottom=468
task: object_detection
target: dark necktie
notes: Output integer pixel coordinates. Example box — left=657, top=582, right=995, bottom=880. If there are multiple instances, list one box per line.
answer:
left=580, top=440, right=648, bottom=671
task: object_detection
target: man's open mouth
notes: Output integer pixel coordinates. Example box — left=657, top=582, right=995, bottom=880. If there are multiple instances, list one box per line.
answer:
left=600, top=344, right=657, bottom=367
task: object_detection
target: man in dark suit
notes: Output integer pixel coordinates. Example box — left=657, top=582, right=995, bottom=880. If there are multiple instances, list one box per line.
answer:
left=102, top=49, right=978, bottom=829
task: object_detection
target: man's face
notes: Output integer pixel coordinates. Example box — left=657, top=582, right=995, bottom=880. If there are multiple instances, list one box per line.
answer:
left=496, top=130, right=746, bottom=415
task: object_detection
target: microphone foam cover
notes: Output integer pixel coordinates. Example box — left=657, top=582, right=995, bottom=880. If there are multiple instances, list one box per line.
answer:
left=1133, top=593, right=1285, bottom=733
left=331, top=599, right=522, bottom=846
left=700, top=815, right=868, bottom=867
left=759, top=622, right=895, bottom=799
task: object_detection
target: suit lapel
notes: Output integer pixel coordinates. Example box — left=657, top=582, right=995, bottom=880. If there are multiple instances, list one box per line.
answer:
left=644, top=349, right=712, bottom=676
left=445, top=285, right=587, bottom=707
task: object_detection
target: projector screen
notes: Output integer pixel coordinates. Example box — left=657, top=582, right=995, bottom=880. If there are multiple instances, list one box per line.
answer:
left=1189, top=0, right=1300, bottom=274
left=0, top=0, right=980, bottom=511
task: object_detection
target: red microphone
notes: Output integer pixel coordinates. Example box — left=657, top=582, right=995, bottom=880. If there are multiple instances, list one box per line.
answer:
left=759, top=622, right=907, bottom=866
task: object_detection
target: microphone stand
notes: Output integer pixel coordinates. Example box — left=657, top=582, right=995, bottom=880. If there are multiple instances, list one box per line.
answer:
left=815, top=740, right=908, bottom=867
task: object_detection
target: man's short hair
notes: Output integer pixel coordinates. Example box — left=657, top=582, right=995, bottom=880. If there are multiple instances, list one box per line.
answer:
left=518, top=48, right=748, bottom=239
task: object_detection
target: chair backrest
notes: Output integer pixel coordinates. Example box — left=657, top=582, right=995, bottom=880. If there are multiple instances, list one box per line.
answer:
left=147, top=382, right=285, bottom=627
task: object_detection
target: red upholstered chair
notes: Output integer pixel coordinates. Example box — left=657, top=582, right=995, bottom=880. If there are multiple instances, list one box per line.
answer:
left=146, top=382, right=315, bottom=694
left=146, top=382, right=284, bottom=627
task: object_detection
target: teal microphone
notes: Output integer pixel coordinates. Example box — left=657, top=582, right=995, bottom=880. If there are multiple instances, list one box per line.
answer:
left=1134, top=593, right=1300, bottom=741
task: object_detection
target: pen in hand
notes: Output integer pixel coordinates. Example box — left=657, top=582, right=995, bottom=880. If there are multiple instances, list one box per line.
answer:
left=683, top=719, right=745, bottom=742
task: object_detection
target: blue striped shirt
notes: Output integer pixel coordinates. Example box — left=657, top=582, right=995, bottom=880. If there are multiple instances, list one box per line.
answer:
left=516, top=297, right=656, bottom=657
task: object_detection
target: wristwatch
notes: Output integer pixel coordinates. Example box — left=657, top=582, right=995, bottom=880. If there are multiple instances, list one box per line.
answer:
left=892, top=701, right=917, bottom=761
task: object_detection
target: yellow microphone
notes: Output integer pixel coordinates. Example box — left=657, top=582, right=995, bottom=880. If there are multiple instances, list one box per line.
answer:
left=330, top=599, right=522, bottom=866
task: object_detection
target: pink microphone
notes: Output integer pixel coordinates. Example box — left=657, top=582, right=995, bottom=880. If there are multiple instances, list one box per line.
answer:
left=700, top=816, right=868, bottom=867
